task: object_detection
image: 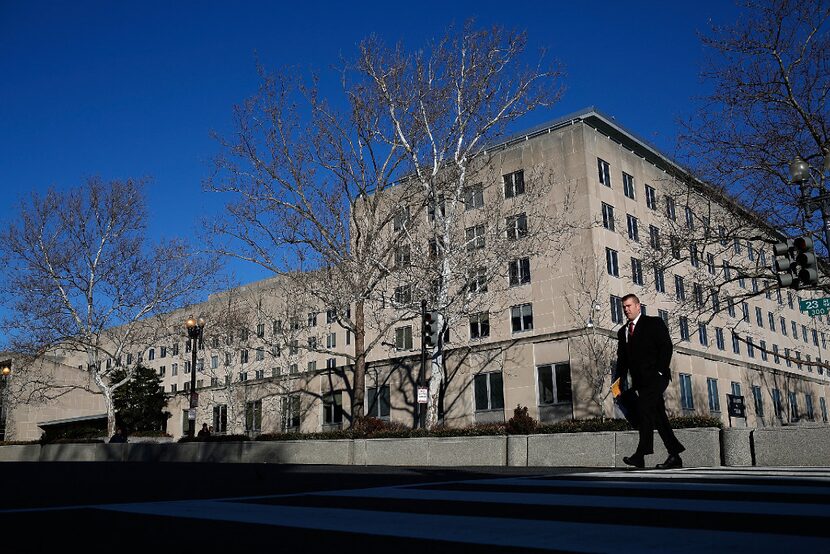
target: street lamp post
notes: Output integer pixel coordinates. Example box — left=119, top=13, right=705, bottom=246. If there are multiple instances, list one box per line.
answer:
left=185, top=316, right=205, bottom=438
left=0, top=360, right=11, bottom=441
left=791, top=152, right=830, bottom=249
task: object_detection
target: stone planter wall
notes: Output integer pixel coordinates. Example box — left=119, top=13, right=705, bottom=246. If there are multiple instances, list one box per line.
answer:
left=0, top=426, right=824, bottom=467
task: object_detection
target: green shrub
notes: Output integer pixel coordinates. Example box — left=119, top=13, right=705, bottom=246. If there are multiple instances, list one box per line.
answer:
left=506, top=405, right=538, bottom=435
left=670, top=415, right=723, bottom=429
left=537, top=418, right=634, bottom=434
left=178, top=433, right=250, bottom=443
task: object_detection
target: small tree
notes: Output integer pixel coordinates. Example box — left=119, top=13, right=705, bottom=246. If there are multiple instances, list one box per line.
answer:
left=111, top=364, right=170, bottom=432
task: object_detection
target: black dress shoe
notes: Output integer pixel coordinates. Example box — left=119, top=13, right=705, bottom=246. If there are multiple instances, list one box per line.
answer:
left=656, top=454, right=683, bottom=469
left=623, top=455, right=645, bottom=468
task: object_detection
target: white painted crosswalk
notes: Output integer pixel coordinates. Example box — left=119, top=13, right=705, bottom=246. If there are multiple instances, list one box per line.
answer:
left=100, top=467, right=830, bottom=552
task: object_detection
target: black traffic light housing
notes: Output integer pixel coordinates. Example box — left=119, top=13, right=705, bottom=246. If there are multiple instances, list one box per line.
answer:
left=773, top=240, right=797, bottom=288
left=423, top=311, right=439, bottom=348
left=793, top=236, right=818, bottom=286
left=773, top=236, right=819, bottom=289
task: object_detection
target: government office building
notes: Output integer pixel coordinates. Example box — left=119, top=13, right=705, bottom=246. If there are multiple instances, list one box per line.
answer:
left=4, top=107, right=830, bottom=442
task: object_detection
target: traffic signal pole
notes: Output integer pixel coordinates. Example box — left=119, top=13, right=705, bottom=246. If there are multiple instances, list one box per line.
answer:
left=419, top=298, right=427, bottom=429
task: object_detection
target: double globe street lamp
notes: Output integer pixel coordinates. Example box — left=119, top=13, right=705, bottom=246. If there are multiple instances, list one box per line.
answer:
left=185, top=316, right=205, bottom=438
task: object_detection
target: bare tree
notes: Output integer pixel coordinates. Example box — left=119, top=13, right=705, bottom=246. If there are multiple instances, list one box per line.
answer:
left=681, top=0, right=830, bottom=264
left=209, top=23, right=575, bottom=428
left=352, top=22, right=570, bottom=427
left=0, top=178, right=217, bottom=436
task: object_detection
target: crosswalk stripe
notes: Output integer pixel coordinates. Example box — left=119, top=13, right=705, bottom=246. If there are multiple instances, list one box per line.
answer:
left=100, top=499, right=830, bottom=553
left=91, top=469, right=830, bottom=551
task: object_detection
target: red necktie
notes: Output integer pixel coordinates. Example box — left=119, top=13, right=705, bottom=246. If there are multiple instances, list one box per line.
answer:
left=628, top=321, right=635, bottom=339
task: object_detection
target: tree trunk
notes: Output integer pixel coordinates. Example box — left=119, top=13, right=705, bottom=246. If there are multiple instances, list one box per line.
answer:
left=352, top=300, right=366, bottom=425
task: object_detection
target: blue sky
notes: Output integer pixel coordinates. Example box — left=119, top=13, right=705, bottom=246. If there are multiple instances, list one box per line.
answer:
left=0, top=1, right=743, bottom=289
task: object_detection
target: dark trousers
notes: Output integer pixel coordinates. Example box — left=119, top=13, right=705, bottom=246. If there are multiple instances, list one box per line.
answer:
left=634, top=377, right=685, bottom=456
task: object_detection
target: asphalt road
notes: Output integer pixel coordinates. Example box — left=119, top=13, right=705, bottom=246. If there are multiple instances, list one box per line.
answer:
left=2, top=463, right=829, bottom=553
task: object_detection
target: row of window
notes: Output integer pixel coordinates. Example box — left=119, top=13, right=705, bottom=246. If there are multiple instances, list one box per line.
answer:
left=678, top=374, right=829, bottom=423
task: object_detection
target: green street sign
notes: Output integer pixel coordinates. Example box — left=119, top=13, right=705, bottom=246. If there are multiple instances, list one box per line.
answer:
left=798, top=297, right=830, bottom=317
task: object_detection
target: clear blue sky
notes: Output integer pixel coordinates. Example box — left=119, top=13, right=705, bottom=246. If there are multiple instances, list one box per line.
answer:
left=0, top=0, right=742, bottom=289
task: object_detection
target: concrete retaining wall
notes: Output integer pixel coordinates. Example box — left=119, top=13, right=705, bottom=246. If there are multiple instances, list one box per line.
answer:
left=0, top=426, right=824, bottom=467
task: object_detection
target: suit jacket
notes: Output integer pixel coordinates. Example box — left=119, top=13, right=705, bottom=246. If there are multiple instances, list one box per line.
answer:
left=615, top=315, right=673, bottom=391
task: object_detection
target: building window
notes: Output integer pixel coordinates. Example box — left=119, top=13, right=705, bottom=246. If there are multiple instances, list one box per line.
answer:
left=281, top=395, right=301, bottom=430
left=323, top=391, right=343, bottom=425
left=652, top=266, right=665, bottom=293
left=732, top=332, right=741, bottom=354
left=602, top=203, right=615, bottom=231
left=752, top=386, right=764, bottom=417
left=213, top=404, right=228, bottom=434
left=511, top=303, right=533, bottom=333
left=326, top=332, right=337, bottom=349
left=307, top=360, right=317, bottom=372
left=598, top=158, right=611, bottom=187
left=679, top=373, right=694, bottom=410
left=367, top=385, right=390, bottom=418
left=474, top=371, right=505, bottom=411
left=772, top=389, right=784, bottom=419
left=693, top=282, right=704, bottom=307
left=707, top=378, right=720, bottom=412
left=238, top=371, right=247, bottom=382
left=148, top=348, right=155, bottom=361
left=326, top=358, right=336, bottom=369
left=759, top=340, right=768, bottom=361
left=685, top=206, right=695, bottom=230
left=674, top=275, right=685, bottom=301
left=245, top=399, right=262, bottom=434
left=506, top=213, right=528, bottom=240
left=467, top=267, right=487, bottom=293
left=606, top=248, right=619, bottom=277
left=240, top=349, right=249, bottom=364
left=428, top=194, right=446, bottom=221
left=679, top=317, right=690, bottom=341
left=755, top=307, right=763, bottom=327
left=395, top=326, right=413, bottom=350
left=509, top=257, right=531, bottom=286
left=698, top=324, right=708, bottom=346
left=773, top=344, right=780, bottom=364
left=715, top=327, right=725, bottom=350
left=690, top=244, right=699, bottom=268
left=393, top=206, right=410, bottom=231
left=394, top=284, right=412, bottom=305
left=394, top=244, right=411, bottom=268
left=806, top=394, right=814, bottom=420
left=741, top=302, right=749, bottom=322
left=465, top=224, right=485, bottom=250
left=665, top=196, right=676, bottom=221
left=821, top=397, right=827, bottom=422
left=503, top=170, right=525, bottom=198
left=645, top=184, right=657, bottom=209
left=658, top=309, right=669, bottom=329
left=622, top=172, right=635, bottom=199
left=649, top=225, right=660, bottom=250
left=463, top=184, right=484, bottom=210
left=746, top=337, right=755, bottom=358
left=626, top=214, right=639, bottom=242
left=255, top=348, right=264, bottom=362
left=537, top=363, right=572, bottom=405
left=670, top=236, right=681, bottom=259
left=611, top=295, right=624, bottom=324
left=160, top=346, right=167, bottom=358
left=256, top=323, right=265, bottom=338
left=706, top=253, right=715, bottom=275
left=469, top=312, right=490, bottom=339
left=768, top=312, right=776, bottom=331
left=780, top=317, right=787, bottom=336
left=789, top=392, right=799, bottom=421
left=631, top=258, right=643, bottom=286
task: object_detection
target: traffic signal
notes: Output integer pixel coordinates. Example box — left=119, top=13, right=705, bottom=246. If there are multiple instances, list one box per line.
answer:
left=793, top=236, right=818, bottom=286
left=773, top=240, right=797, bottom=288
left=423, top=310, right=439, bottom=348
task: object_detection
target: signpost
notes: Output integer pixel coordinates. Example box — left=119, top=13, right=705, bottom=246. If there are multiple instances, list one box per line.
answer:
left=798, top=297, right=830, bottom=317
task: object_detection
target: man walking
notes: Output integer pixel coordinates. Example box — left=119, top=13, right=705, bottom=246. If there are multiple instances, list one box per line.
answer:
left=615, top=294, right=685, bottom=469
